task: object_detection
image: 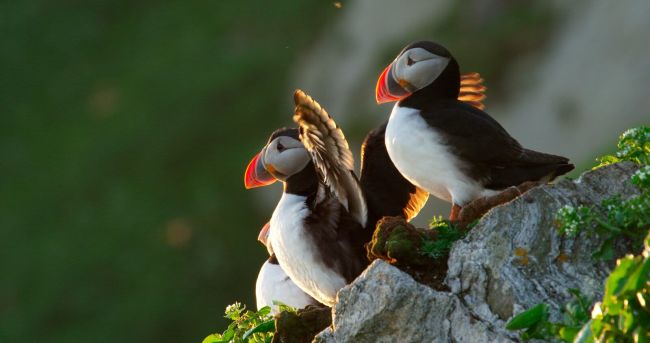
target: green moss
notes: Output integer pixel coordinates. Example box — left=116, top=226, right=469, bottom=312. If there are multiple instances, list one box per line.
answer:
left=367, top=217, right=438, bottom=268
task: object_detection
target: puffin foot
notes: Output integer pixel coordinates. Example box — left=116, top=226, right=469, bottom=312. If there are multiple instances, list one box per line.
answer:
left=455, top=181, right=541, bottom=228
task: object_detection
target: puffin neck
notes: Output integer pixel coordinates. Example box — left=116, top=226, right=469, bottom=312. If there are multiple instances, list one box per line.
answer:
left=399, top=58, right=460, bottom=110
left=283, top=161, right=318, bottom=196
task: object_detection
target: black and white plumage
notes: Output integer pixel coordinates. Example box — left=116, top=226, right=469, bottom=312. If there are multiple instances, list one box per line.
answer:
left=255, top=255, right=318, bottom=313
left=295, top=74, right=488, bottom=227
left=376, top=41, right=574, bottom=219
left=246, top=85, right=491, bottom=305
left=359, top=122, right=429, bottom=226
left=245, top=126, right=368, bottom=306
left=254, top=222, right=318, bottom=313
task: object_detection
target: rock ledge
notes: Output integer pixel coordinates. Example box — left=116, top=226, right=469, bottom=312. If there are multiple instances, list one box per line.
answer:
left=315, top=162, right=640, bottom=343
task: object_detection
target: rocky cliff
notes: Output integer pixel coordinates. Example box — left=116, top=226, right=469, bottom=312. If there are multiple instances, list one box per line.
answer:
left=314, top=162, right=640, bottom=342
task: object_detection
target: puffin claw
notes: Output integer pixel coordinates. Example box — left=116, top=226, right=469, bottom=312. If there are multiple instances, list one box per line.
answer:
left=456, top=181, right=543, bottom=227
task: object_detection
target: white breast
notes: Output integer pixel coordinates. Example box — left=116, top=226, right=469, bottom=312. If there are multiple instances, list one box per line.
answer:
left=255, top=260, right=316, bottom=314
left=385, top=105, right=495, bottom=205
left=269, top=193, right=347, bottom=306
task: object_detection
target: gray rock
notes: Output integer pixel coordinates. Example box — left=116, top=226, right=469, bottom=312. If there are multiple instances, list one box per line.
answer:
left=315, top=162, right=640, bottom=342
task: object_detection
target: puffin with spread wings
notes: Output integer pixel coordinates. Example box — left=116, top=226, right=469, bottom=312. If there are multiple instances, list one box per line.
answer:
left=244, top=122, right=369, bottom=306
left=244, top=91, right=428, bottom=306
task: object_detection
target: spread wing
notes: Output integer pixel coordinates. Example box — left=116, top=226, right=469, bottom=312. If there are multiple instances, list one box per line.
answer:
left=292, top=89, right=368, bottom=227
left=459, top=72, right=486, bottom=110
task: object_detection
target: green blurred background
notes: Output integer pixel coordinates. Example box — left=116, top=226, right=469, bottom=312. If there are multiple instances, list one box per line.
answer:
left=2, top=0, right=648, bottom=342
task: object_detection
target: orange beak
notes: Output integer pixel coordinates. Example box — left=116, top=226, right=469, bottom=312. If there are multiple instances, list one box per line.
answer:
left=244, top=150, right=276, bottom=189
left=258, top=221, right=271, bottom=247
left=375, top=63, right=412, bottom=104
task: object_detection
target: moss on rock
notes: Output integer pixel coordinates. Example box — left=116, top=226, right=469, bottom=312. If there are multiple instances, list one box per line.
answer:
left=366, top=216, right=449, bottom=290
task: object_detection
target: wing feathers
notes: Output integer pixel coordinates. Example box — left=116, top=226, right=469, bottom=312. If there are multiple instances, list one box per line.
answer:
left=459, top=72, right=487, bottom=110
left=293, top=90, right=368, bottom=227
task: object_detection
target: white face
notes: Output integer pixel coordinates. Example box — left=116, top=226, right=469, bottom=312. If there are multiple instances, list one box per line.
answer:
left=262, top=136, right=310, bottom=180
left=391, top=47, right=450, bottom=92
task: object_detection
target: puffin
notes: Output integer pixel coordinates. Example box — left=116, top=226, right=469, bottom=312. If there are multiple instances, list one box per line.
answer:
left=375, top=40, right=574, bottom=220
left=254, top=222, right=318, bottom=313
left=244, top=83, right=488, bottom=305
left=244, top=121, right=368, bottom=306
left=297, top=72, right=487, bottom=227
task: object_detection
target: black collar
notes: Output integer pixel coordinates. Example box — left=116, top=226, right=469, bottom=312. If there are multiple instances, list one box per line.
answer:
left=284, top=161, right=318, bottom=197
left=399, top=58, right=460, bottom=110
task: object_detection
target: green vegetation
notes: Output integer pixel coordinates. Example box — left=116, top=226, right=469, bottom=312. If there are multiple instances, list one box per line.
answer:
left=421, top=216, right=467, bottom=259
left=203, top=301, right=331, bottom=343
left=506, top=289, right=592, bottom=342
left=556, top=126, right=650, bottom=260
left=508, top=126, right=650, bottom=342
left=580, top=240, right=650, bottom=342
left=202, top=303, right=277, bottom=343
left=507, top=233, right=650, bottom=342
left=595, top=126, right=650, bottom=167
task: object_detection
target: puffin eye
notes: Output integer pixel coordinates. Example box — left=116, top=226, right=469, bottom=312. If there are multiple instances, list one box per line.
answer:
left=277, top=142, right=285, bottom=152
left=406, top=55, right=415, bottom=66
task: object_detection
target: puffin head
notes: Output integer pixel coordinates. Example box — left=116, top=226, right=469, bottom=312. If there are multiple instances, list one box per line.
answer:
left=376, top=41, right=459, bottom=104
left=244, top=128, right=311, bottom=189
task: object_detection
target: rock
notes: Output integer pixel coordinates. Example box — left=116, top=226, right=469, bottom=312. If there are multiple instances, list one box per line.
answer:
left=315, top=162, right=640, bottom=342
left=314, top=260, right=512, bottom=343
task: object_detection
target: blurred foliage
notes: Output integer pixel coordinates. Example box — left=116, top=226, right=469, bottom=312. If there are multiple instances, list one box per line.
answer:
left=580, top=236, right=650, bottom=343
left=506, top=289, right=592, bottom=342
left=0, top=1, right=336, bottom=342
left=507, top=233, right=650, bottom=342
left=555, top=126, right=650, bottom=260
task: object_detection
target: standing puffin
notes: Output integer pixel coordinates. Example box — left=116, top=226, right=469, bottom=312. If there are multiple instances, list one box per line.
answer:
left=375, top=41, right=574, bottom=220
left=254, top=222, right=318, bottom=313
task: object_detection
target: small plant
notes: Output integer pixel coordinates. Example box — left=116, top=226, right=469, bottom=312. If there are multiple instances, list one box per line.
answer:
left=576, top=233, right=650, bottom=342
left=202, top=302, right=276, bottom=343
left=555, top=126, right=650, bottom=260
left=595, top=126, right=650, bottom=168
left=507, top=232, right=650, bottom=342
left=421, top=216, right=467, bottom=259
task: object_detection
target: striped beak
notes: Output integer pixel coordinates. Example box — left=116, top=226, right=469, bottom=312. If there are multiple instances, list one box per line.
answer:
left=244, top=149, right=276, bottom=189
left=376, top=63, right=412, bottom=104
